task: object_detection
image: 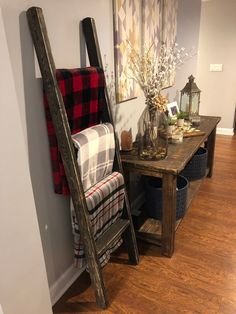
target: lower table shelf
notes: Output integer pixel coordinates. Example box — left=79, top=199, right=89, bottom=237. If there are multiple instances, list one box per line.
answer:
left=187, top=177, right=203, bottom=208
left=132, top=178, right=204, bottom=246
left=135, top=217, right=182, bottom=246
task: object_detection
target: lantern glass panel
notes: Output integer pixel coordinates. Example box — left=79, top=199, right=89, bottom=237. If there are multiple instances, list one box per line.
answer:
left=190, top=93, right=200, bottom=115
left=180, top=93, right=190, bottom=113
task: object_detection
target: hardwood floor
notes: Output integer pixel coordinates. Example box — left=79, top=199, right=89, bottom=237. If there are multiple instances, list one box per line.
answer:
left=53, top=134, right=236, bottom=314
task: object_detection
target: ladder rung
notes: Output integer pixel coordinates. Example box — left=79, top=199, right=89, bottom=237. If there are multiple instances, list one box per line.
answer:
left=96, top=219, right=130, bottom=257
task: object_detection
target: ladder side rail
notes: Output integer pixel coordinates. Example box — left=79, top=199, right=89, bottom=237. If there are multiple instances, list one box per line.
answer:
left=82, top=17, right=139, bottom=265
left=26, top=7, right=108, bottom=308
left=82, top=18, right=120, bottom=172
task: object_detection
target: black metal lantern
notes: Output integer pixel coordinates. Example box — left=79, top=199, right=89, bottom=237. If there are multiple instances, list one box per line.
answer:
left=180, top=75, right=201, bottom=119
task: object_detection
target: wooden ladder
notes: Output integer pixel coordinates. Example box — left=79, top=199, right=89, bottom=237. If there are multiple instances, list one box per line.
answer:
left=26, top=7, right=139, bottom=309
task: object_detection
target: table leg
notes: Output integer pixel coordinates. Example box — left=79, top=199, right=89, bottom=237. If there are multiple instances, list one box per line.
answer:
left=162, top=173, right=177, bottom=257
left=123, top=166, right=131, bottom=196
left=205, top=127, right=217, bottom=178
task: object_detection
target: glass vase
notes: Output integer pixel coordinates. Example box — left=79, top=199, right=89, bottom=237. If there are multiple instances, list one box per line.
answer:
left=137, top=106, right=168, bottom=160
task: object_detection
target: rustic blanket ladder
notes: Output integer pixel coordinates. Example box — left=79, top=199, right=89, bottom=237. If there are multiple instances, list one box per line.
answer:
left=26, top=7, right=139, bottom=309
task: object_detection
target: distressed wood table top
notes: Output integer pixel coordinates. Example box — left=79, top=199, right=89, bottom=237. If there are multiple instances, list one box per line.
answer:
left=121, top=116, right=221, bottom=176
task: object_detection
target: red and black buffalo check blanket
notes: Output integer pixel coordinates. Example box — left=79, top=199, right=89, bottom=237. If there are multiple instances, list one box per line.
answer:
left=44, top=67, right=105, bottom=195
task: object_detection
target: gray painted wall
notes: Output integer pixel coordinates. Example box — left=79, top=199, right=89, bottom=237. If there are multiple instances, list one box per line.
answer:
left=167, top=0, right=202, bottom=104
left=0, top=0, right=202, bottom=306
left=197, top=0, right=236, bottom=129
left=0, top=7, right=52, bottom=314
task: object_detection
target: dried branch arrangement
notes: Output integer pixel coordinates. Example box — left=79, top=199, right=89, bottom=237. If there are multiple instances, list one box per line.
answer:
left=127, top=42, right=193, bottom=112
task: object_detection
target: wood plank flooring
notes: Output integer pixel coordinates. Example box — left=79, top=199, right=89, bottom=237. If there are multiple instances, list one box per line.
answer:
left=53, top=134, right=236, bottom=314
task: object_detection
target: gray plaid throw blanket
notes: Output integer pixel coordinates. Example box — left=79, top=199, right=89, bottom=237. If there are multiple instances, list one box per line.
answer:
left=72, top=123, right=115, bottom=191
left=71, top=123, right=125, bottom=268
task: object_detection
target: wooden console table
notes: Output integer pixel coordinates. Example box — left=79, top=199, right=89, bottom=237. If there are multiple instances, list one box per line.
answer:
left=121, top=116, right=221, bottom=257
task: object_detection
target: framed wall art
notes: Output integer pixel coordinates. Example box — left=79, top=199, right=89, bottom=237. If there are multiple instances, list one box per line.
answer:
left=162, top=0, right=178, bottom=48
left=162, top=0, right=178, bottom=87
left=113, top=0, right=178, bottom=103
left=142, top=0, right=162, bottom=55
left=113, top=0, right=141, bottom=103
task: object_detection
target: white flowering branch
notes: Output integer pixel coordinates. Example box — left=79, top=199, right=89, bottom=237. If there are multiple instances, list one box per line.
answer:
left=127, top=41, right=193, bottom=111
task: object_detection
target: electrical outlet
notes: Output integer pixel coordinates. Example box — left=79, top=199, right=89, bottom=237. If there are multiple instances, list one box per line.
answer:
left=209, top=64, right=223, bottom=72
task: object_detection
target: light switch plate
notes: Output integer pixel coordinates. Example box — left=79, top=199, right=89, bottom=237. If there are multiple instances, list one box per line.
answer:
left=0, top=304, right=4, bottom=314
left=209, top=64, right=223, bottom=72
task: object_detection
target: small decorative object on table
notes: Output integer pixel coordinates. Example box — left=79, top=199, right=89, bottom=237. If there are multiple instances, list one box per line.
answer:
left=167, top=116, right=177, bottom=135
left=176, top=111, right=188, bottom=127
left=171, top=130, right=184, bottom=144
left=190, top=114, right=201, bottom=127
left=121, top=129, right=133, bottom=151
left=180, top=75, right=201, bottom=125
left=167, top=101, right=179, bottom=117
left=128, top=42, right=191, bottom=160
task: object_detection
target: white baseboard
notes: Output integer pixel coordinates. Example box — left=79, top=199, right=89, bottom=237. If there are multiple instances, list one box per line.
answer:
left=50, top=263, right=85, bottom=306
left=217, top=127, right=234, bottom=135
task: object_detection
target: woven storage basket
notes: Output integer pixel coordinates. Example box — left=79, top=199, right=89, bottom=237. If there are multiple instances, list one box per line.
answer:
left=180, top=147, right=208, bottom=181
left=145, top=175, right=188, bottom=220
